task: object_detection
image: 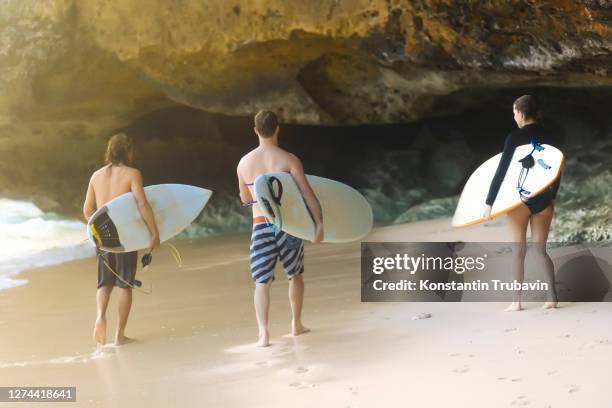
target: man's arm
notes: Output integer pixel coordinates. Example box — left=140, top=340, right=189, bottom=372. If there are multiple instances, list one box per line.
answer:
left=83, top=176, right=97, bottom=220
left=288, top=155, right=324, bottom=243
left=131, top=170, right=160, bottom=250
left=236, top=162, right=253, bottom=205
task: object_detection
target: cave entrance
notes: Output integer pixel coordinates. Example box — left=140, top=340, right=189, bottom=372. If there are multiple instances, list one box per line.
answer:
left=120, top=86, right=612, bottom=226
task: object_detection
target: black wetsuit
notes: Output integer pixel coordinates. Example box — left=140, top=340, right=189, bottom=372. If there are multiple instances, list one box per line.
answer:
left=486, top=123, right=561, bottom=215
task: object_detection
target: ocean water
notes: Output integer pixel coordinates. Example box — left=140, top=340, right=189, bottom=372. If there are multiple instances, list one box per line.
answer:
left=0, top=199, right=95, bottom=291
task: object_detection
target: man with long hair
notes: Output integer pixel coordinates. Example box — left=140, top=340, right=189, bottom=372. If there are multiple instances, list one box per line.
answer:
left=83, top=133, right=160, bottom=347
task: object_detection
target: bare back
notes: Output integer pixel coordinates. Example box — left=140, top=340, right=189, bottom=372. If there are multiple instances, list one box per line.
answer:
left=237, top=145, right=297, bottom=217
left=91, top=165, right=137, bottom=208
left=83, top=164, right=147, bottom=222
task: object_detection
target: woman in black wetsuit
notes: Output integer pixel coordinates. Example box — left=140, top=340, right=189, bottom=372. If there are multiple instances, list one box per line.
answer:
left=483, top=95, right=560, bottom=311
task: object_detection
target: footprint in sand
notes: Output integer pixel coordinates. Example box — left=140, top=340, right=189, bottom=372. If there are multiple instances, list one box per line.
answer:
left=225, top=343, right=274, bottom=354
left=511, top=396, right=530, bottom=406
left=295, top=366, right=309, bottom=374
left=272, top=345, right=309, bottom=357
left=289, top=381, right=315, bottom=389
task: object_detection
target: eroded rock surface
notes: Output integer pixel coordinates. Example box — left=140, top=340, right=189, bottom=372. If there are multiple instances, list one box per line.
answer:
left=2, top=0, right=612, bottom=128
left=1, top=1, right=612, bottom=218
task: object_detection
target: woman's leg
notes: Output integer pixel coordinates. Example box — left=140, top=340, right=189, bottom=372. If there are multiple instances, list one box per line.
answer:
left=529, top=203, right=557, bottom=308
left=505, top=204, right=531, bottom=311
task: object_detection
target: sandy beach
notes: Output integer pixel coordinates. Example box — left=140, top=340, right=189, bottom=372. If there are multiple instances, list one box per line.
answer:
left=1, top=218, right=611, bottom=407
left=3, top=2, right=612, bottom=408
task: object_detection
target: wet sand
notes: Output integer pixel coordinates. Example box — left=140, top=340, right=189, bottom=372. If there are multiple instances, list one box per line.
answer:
left=1, top=218, right=611, bottom=407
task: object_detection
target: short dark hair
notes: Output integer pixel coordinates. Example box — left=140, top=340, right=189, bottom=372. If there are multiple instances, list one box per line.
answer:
left=254, top=110, right=278, bottom=138
left=513, top=95, right=541, bottom=121
left=105, top=133, right=133, bottom=166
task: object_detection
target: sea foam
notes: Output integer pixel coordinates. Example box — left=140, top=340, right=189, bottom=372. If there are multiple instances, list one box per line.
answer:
left=0, top=198, right=95, bottom=291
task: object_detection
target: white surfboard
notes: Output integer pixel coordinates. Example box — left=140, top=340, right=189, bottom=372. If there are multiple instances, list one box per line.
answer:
left=253, top=173, right=373, bottom=243
left=452, top=144, right=563, bottom=228
left=87, top=184, right=212, bottom=252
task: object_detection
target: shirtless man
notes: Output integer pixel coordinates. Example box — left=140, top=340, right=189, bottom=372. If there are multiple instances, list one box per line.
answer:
left=237, top=110, right=324, bottom=347
left=83, top=133, right=160, bottom=347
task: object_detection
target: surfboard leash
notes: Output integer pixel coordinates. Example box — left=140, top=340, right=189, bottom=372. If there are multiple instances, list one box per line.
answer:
left=516, top=137, right=547, bottom=201
left=262, top=174, right=283, bottom=229
left=163, top=242, right=183, bottom=267
left=100, top=255, right=153, bottom=295
left=97, top=242, right=184, bottom=295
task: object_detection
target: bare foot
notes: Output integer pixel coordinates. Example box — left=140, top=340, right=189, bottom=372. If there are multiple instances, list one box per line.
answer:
left=542, top=302, right=558, bottom=309
left=291, top=321, right=311, bottom=336
left=504, top=302, right=523, bottom=312
left=93, top=318, right=106, bottom=346
left=114, top=335, right=135, bottom=347
left=256, top=330, right=270, bottom=347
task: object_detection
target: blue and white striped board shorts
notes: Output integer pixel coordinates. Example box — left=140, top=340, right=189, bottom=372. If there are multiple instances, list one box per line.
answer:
left=250, top=221, right=304, bottom=284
